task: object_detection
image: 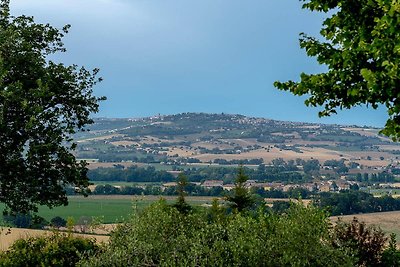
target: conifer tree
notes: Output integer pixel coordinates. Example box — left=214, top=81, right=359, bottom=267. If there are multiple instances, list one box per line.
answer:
left=226, top=166, right=255, bottom=212
left=173, top=173, right=191, bottom=214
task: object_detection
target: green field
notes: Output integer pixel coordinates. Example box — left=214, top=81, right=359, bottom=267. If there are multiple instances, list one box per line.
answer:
left=38, top=196, right=137, bottom=223
left=368, top=188, right=400, bottom=196
left=91, top=181, right=162, bottom=187
left=0, top=195, right=216, bottom=224
left=137, top=163, right=258, bottom=171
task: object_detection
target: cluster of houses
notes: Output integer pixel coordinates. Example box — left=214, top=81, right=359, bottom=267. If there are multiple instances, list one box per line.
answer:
left=163, top=179, right=356, bottom=193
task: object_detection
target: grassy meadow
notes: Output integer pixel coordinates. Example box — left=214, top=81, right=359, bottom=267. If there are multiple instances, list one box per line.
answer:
left=331, top=211, right=400, bottom=242
left=0, top=195, right=217, bottom=224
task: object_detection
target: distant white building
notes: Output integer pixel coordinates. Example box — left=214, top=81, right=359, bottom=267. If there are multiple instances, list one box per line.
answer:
left=202, top=180, right=224, bottom=188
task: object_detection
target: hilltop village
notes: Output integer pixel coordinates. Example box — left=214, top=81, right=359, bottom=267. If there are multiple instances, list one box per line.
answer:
left=77, top=113, right=400, bottom=199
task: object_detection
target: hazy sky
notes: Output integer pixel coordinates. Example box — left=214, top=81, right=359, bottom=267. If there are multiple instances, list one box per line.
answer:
left=11, top=0, right=387, bottom=127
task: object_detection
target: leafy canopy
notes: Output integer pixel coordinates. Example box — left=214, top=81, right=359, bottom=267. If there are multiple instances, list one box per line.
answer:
left=0, top=0, right=105, bottom=214
left=275, top=0, right=400, bottom=140
left=81, top=200, right=354, bottom=266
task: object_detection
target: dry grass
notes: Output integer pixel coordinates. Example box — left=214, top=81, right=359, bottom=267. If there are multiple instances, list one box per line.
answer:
left=264, top=198, right=311, bottom=206
left=87, top=162, right=140, bottom=169
left=186, top=143, right=397, bottom=168
left=192, top=146, right=346, bottom=164
left=378, top=145, right=400, bottom=151
left=223, top=138, right=259, bottom=147
left=356, top=160, right=391, bottom=167
left=191, top=141, right=233, bottom=150
left=330, top=211, right=400, bottom=238
left=341, top=127, right=380, bottom=137
left=167, top=147, right=195, bottom=157
left=341, top=127, right=392, bottom=142
left=141, top=135, right=185, bottom=144
left=77, top=134, right=125, bottom=143
left=110, top=141, right=137, bottom=147
left=0, top=227, right=109, bottom=251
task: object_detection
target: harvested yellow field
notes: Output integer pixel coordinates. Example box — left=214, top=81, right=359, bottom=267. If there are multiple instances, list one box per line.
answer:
left=330, top=211, right=400, bottom=238
left=341, top=127, right=392, bottom=142
left=378, top=145, right=400, bottom=151
left=167, top=147, right=195, bottom=157
left=289, top=140, right=335, bottom=146
left=187, top=144, right=397, bottom=167
left=264, top=198, right=311, bottom=206
left=223, top=138, right=260, bottom=147
left=348, top=151, right=395, bottom=159
left=191, top=141, right=232, bottom=150
left=0, top=227, right=109, bottom=251
left=341, top=127, right=379, bottom=137
left=356, top=160, right=390, bottom=167
left=110, top=141, right=137, bottom=147
left=140, top=135, right=185, bottom=144
left=271, top=132, right=301, bottom=139
left=192, top=146, right=346, bottom=164
left=77, top=134, right=125, bottom=143
left=87, top=162, right=139, bottom=169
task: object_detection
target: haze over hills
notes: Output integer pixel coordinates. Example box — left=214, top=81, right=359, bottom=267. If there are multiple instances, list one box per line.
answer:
left=75, top=112, right=400, bottom=170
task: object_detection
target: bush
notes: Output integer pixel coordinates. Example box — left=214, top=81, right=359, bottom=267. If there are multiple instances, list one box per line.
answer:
left=332, top=218, right=387, bottom=266
left=382, top=234, right=400, bottom=267
left=0, top=233, right=99, bottom=267
left=50, top=216, right=67, bottom=229
left=81, top=200, right=353, bottom=266
left=2, top=214, right=48, bottom=229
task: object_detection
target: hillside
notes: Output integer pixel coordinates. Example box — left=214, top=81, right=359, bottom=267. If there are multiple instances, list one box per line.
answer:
left=74, top=113, right=400, bottom=171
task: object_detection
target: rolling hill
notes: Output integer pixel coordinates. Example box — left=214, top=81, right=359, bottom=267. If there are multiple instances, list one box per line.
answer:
left=74, top=113, right=400, bottom=171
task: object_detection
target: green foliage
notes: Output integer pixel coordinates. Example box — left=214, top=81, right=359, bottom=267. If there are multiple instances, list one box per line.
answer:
left=2, top=213, right=48, bottom=229
left=225, top=166, right=255, bottom=212
left=332, top=218, right=387, bottom=266
left=81, top=200, right=353, bottom=266
left=67, top=216, right=75, bottom=232
left=381, top=233, right=400, bottom=267
left=0, top=232, right=99, bottom=267
left=208, top=198, right=226, bottom=222
left=88, top=165, right=175, bottom=183
left=274, top=0, right=400, bottom=140
left=50, top=216, right=67, bottom=228
left=315, top=190, right=400, bottom=215
left=0, top=1, right=104, bottom=214
left=271, top=200, right=292, bottom=214
left=88, top=159, right=315, bottom=185
left=173, top=173, right=192, bottom=214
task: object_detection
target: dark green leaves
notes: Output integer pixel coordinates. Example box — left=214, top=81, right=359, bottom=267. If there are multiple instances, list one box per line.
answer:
left=275, top=0, right=400, bottom=140
left=0, top=1, right=104, bottom=214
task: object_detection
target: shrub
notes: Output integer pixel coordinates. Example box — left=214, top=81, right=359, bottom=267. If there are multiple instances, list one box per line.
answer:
left=332, top=217, right=387, bottom=266
left=50, top=216, right=67, bottom=229
left=2, top=213, right=48, bottom=229
left=381, top=234, right=400, bottom=267
left=81, top=200, right=353, bottom=266
left=0, top=233, right=99, bottom=267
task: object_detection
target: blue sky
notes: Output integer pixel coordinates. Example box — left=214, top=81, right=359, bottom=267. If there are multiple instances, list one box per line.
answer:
left=11, top=0, right=387, bottom=127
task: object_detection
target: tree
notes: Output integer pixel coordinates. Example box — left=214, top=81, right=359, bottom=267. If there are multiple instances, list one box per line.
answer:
left=0, top=233, right=99, bottom=266
left=303, top=159, right=320, bottom=173
left=82, top=201, right=355, bottom=266
left=332, top=217, right=387, bottom=266
left=274, top=0, right=400, bottom=140
left=50, top=216, right=67, bottom=229
left=0, top=1, right=105, bottom=214
left=173, top=173, right=191, bottom=214
left=226, top=166, right=255, bottom=212
left=381, top=234, right=400, bottom=266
